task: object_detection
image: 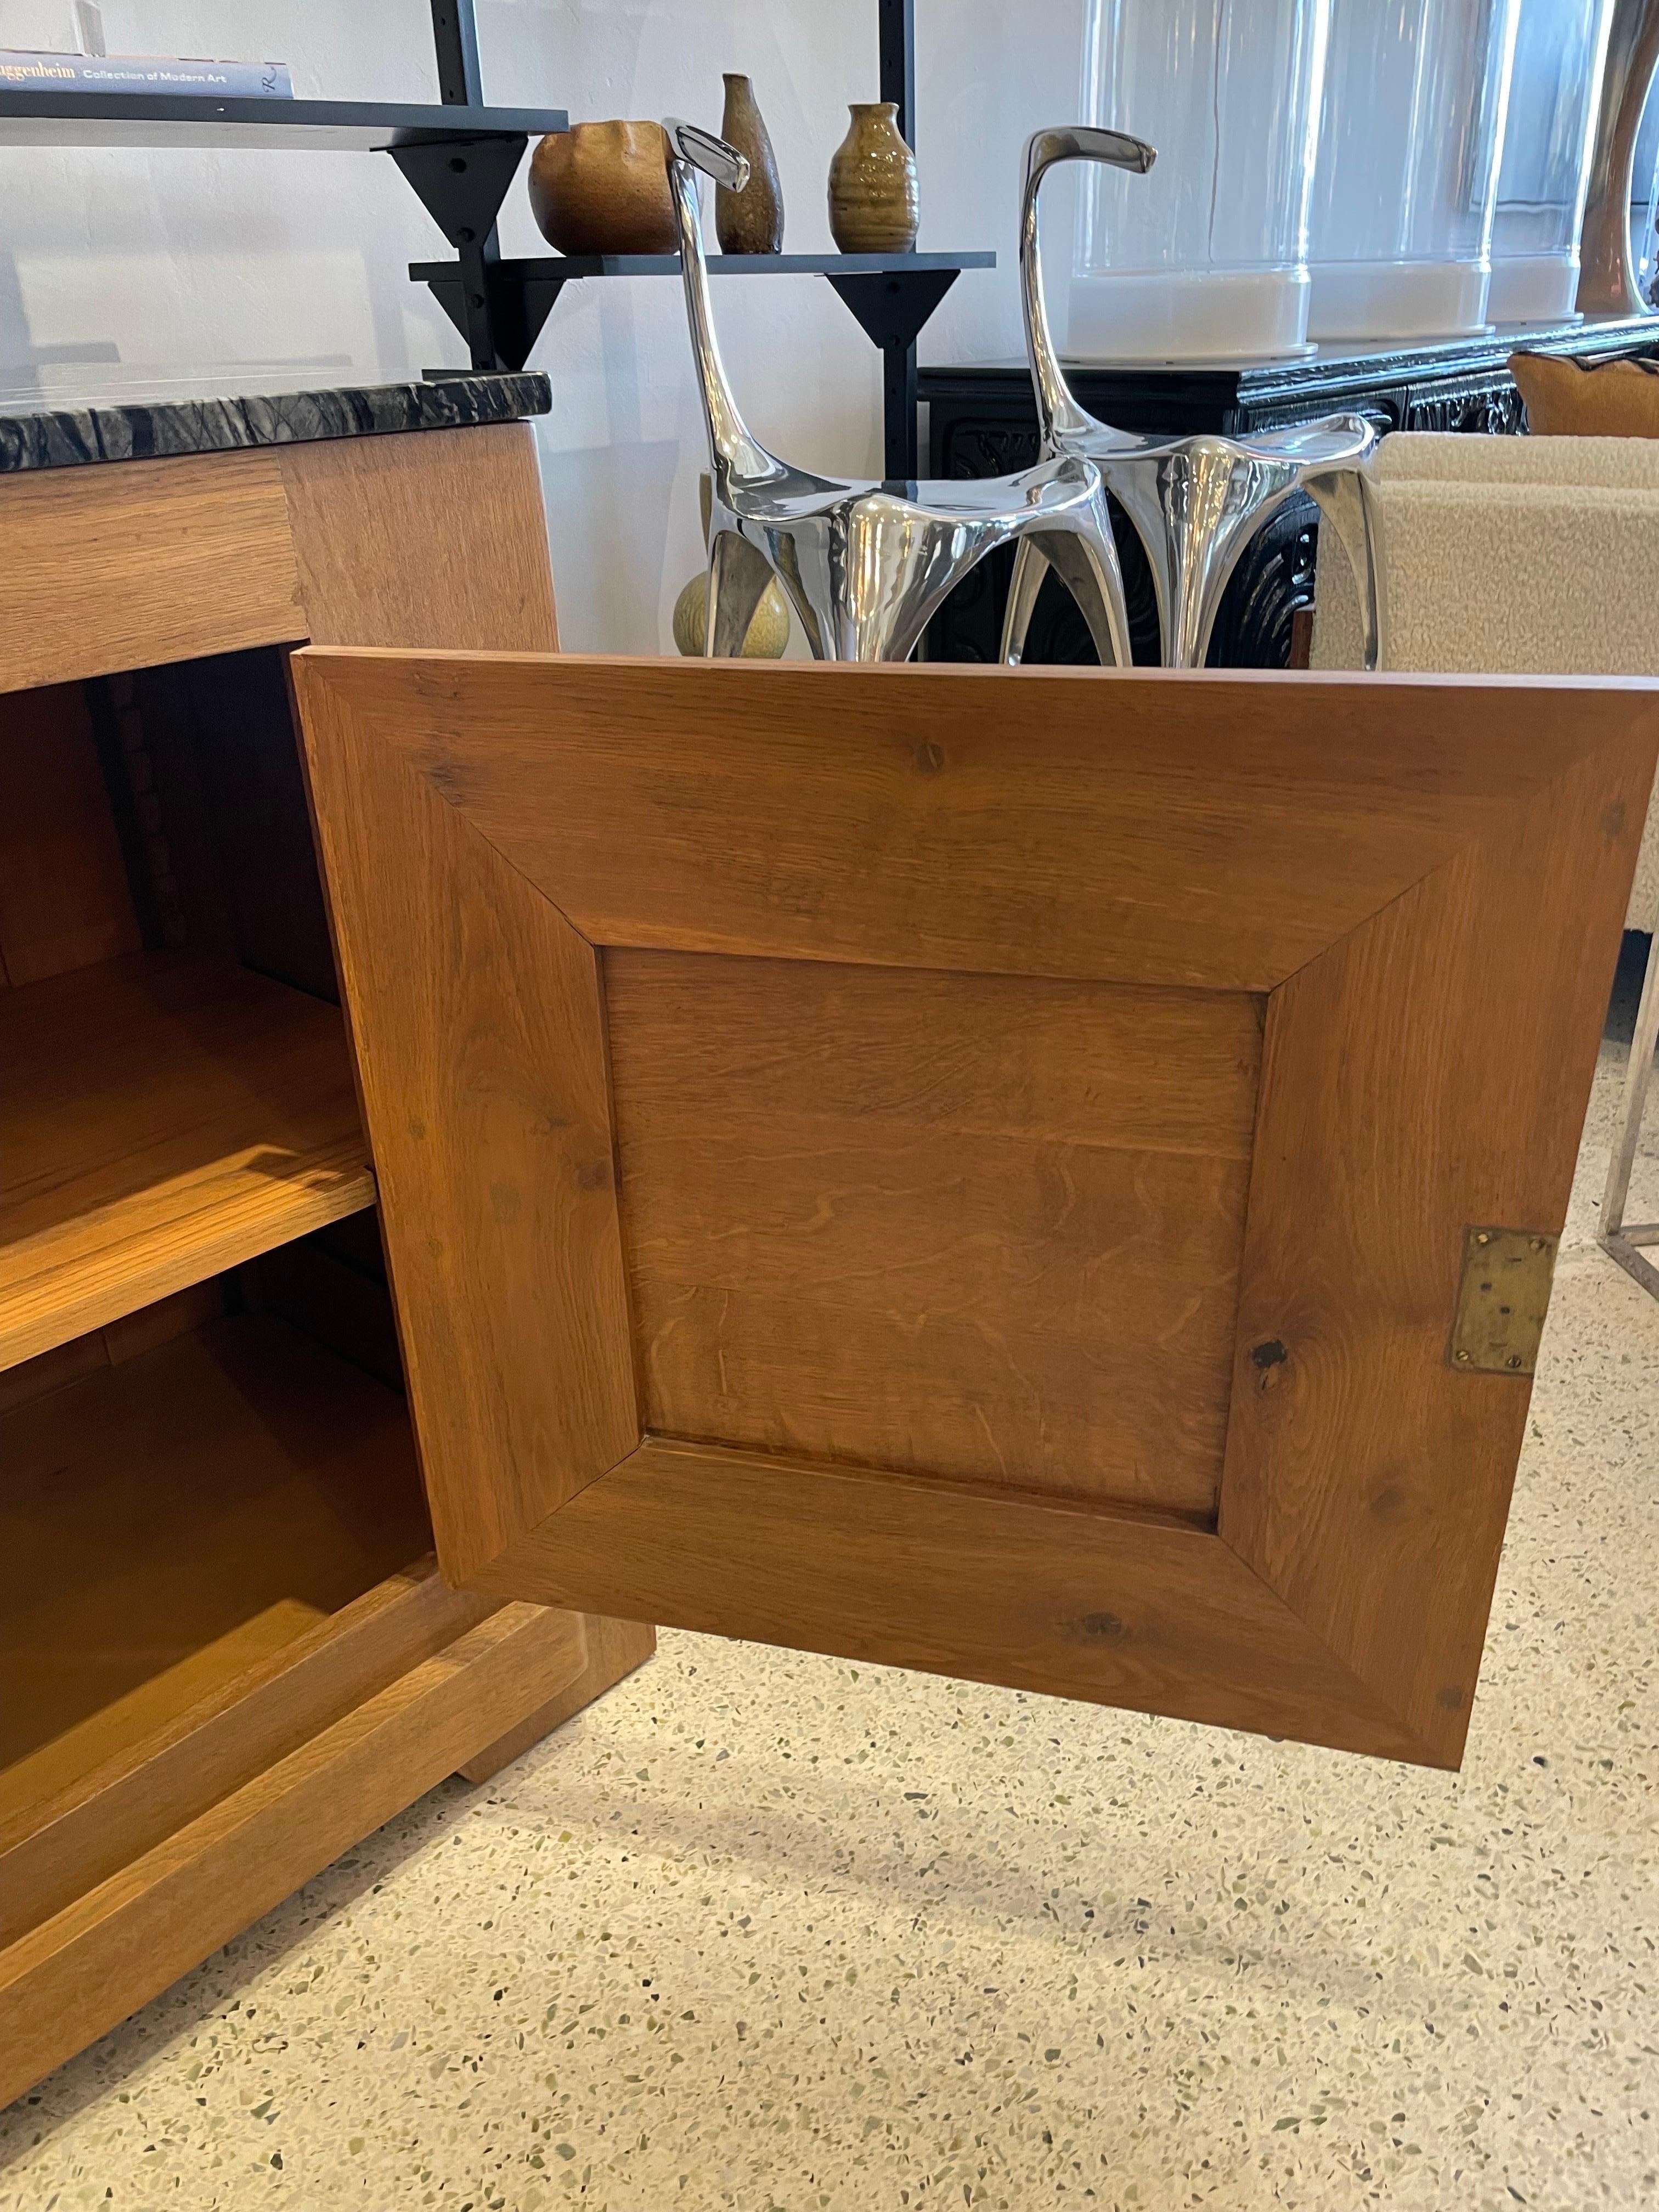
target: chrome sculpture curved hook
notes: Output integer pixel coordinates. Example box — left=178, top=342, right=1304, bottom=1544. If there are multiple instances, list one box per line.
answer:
left=662, top=117, right=772, bottom=486
left=1020, top=127, right=1156, bottom=450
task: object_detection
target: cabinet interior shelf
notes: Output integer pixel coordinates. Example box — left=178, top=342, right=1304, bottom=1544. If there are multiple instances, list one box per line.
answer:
left=0, top=950, right=375, bottom=1369
left=0, top=1307, right=432, bottom=1861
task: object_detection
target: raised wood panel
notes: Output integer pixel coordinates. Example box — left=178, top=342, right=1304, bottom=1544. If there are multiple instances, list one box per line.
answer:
left=0, top=452, right=302, bottom=694
left=0, top=684, right=141, bottom=988
left=0, top=950, right=374, bottom=1366
left=296, top=654, right=1647, bottom=994
left=0, top=1600, right=589, bottom=2111
left=278, top=423, right=558, bottom=652
left=294, top=651, right=1659, bottom=1768
left=295, top=664, right=636, bottom=1585
left=607, top=950, right=1261, bottom=1514
left=1218, top=737, right=1655, bottom=1763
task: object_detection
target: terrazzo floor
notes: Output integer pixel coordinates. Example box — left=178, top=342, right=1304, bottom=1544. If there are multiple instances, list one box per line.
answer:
left=4, top=1001, right=1658, bottom=2211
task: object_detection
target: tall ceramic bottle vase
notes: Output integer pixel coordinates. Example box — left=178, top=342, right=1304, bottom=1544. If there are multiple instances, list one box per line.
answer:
left=716, top=73, right=784, bottom=252
left=1578, top=0, right=1659, bottom=312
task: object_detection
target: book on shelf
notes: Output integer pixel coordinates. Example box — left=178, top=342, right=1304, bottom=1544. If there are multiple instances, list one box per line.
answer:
left=0, top=51, right=294, bottom=99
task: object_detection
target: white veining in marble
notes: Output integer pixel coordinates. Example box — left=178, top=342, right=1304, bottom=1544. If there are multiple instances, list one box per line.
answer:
left=3, top=1034, right=1656, bottom=2212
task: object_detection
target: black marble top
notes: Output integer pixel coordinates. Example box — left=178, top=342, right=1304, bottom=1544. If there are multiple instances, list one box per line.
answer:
left=920, top=314, right=1659, bottom=408
left=0, top=371, right=551, bottom=474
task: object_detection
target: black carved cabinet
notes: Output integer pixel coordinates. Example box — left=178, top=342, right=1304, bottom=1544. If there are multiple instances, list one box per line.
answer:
left=921, top=313, right=1658, bottom=667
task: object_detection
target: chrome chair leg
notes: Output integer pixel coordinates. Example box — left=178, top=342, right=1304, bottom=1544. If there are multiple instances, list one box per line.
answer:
left=1028, top=527, right=1130, bottom=668
left=1001, top=532, right=1130, bottom=669
left=1109, top=453, right=1308, bottom=672
left=1307, top=469, right=1382, bottom=672
left=1600, top=896, right=1659, bottom=1300
left=705, top=529, right=775, bottom=656
left=1001, top=541, right=1049, bottom=666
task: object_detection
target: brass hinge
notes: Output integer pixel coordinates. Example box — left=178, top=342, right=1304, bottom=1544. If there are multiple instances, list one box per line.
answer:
left=1447, top=1227, right=1558, bottom=1377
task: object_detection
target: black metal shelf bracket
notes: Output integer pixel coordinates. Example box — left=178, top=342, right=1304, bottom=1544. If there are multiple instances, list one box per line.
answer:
left=828, top=265, right=962, bottom=477
left=392, top=133, right=527, bottom=373
left=421, top=259, right=575, bottom=377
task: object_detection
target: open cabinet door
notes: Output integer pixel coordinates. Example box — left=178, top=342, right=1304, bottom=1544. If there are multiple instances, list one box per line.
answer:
left=295, top=652, right=1657, bottom=1770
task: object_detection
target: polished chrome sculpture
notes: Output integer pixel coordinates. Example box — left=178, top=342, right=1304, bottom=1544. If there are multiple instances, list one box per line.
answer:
left=1007, top=127, right=1380, bottom=671
left=1577, top=0, right=1659, bottom=317
left=664, top=119, right=1130, bottom=665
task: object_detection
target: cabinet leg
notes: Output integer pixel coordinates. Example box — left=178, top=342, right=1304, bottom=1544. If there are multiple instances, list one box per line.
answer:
left=456, top=1614, right=656, bottom=1784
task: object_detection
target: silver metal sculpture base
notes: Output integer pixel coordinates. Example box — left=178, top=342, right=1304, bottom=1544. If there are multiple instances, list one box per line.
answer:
left=1599, top=900, right=1659, bottom=1298
left=662, top=117, right=1129, bottom=667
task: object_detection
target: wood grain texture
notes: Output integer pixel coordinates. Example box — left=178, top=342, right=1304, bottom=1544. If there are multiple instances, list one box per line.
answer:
left=0, top=950, right=375, bottom=1367
left=0, top=683, right=142, bottom=989
left=294, top=660, right=638, bottom=1585
left=290, top=652, right=1659, bottom=993
left=0, top=1599, right=586, bottom=2111
left=2, top=1604, right=332, bottom=1821
left=455, top=1613, right=655, bottom=1784
left=278, top=424, right=558, bottom=652
left=0, top=1559, right=496, bottom=1948
left=607, top=950, right=1261, bottom=1514
left=1219, top=731, right=1658, bottom=1764
left=0, top=452, right=302, bottom=694
left=470, top=1435, right=1426, bottom=1762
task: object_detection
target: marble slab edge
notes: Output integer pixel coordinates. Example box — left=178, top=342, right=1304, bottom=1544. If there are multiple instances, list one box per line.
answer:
left=0, top=373, right=552, bottom=474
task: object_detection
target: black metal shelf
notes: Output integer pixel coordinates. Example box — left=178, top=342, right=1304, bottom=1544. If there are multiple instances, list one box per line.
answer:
left=434, top=250, right=994, bottom=280
left=415, top=247, right=996, bottom=477
left=0, top=92, right=565, bottom=149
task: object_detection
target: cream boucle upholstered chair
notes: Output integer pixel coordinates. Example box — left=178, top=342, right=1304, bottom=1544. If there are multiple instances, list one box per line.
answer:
left=1312, top=431, right=1659, bottom=928
left=1312, top=431, right=1659, bottom=1296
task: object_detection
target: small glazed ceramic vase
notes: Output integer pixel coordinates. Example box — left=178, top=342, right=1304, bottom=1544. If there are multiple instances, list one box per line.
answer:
left=828, top=101, right=918, bottom=254
left=528, top=120, right=676, bottom=255
left=672, top=568, right=791, bottom=657
left=716, top=72, right=784, bottom=253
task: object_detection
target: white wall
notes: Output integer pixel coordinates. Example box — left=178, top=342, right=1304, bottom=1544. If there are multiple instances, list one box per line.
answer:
left=0, top=1, right=1087, bottom=650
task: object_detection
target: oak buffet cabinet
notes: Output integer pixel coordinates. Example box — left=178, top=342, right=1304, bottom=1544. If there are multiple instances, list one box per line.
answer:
left=0, top=376, right=651, bottom=2106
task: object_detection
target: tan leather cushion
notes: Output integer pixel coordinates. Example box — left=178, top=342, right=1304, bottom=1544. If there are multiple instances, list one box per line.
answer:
left=1511, top=350, right=1659, bottom=437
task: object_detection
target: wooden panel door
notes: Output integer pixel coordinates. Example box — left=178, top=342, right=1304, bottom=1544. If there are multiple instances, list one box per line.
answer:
left=294, top=652, right=1658, bottom=1770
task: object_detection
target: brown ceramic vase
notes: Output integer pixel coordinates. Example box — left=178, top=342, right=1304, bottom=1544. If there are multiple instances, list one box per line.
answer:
left=716, top=73, right=784, bottom=253
left=527, top=120, right=676, bottom=255
left=827, top=101, right=918, bottom=255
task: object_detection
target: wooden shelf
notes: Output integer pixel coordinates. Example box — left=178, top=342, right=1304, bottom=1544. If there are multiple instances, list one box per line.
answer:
left=0, top=1309, right=432, bottom=1805
left=0, top=950, right=375, bottom=1368
left=0, top=1305, right=610, bottom=2107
